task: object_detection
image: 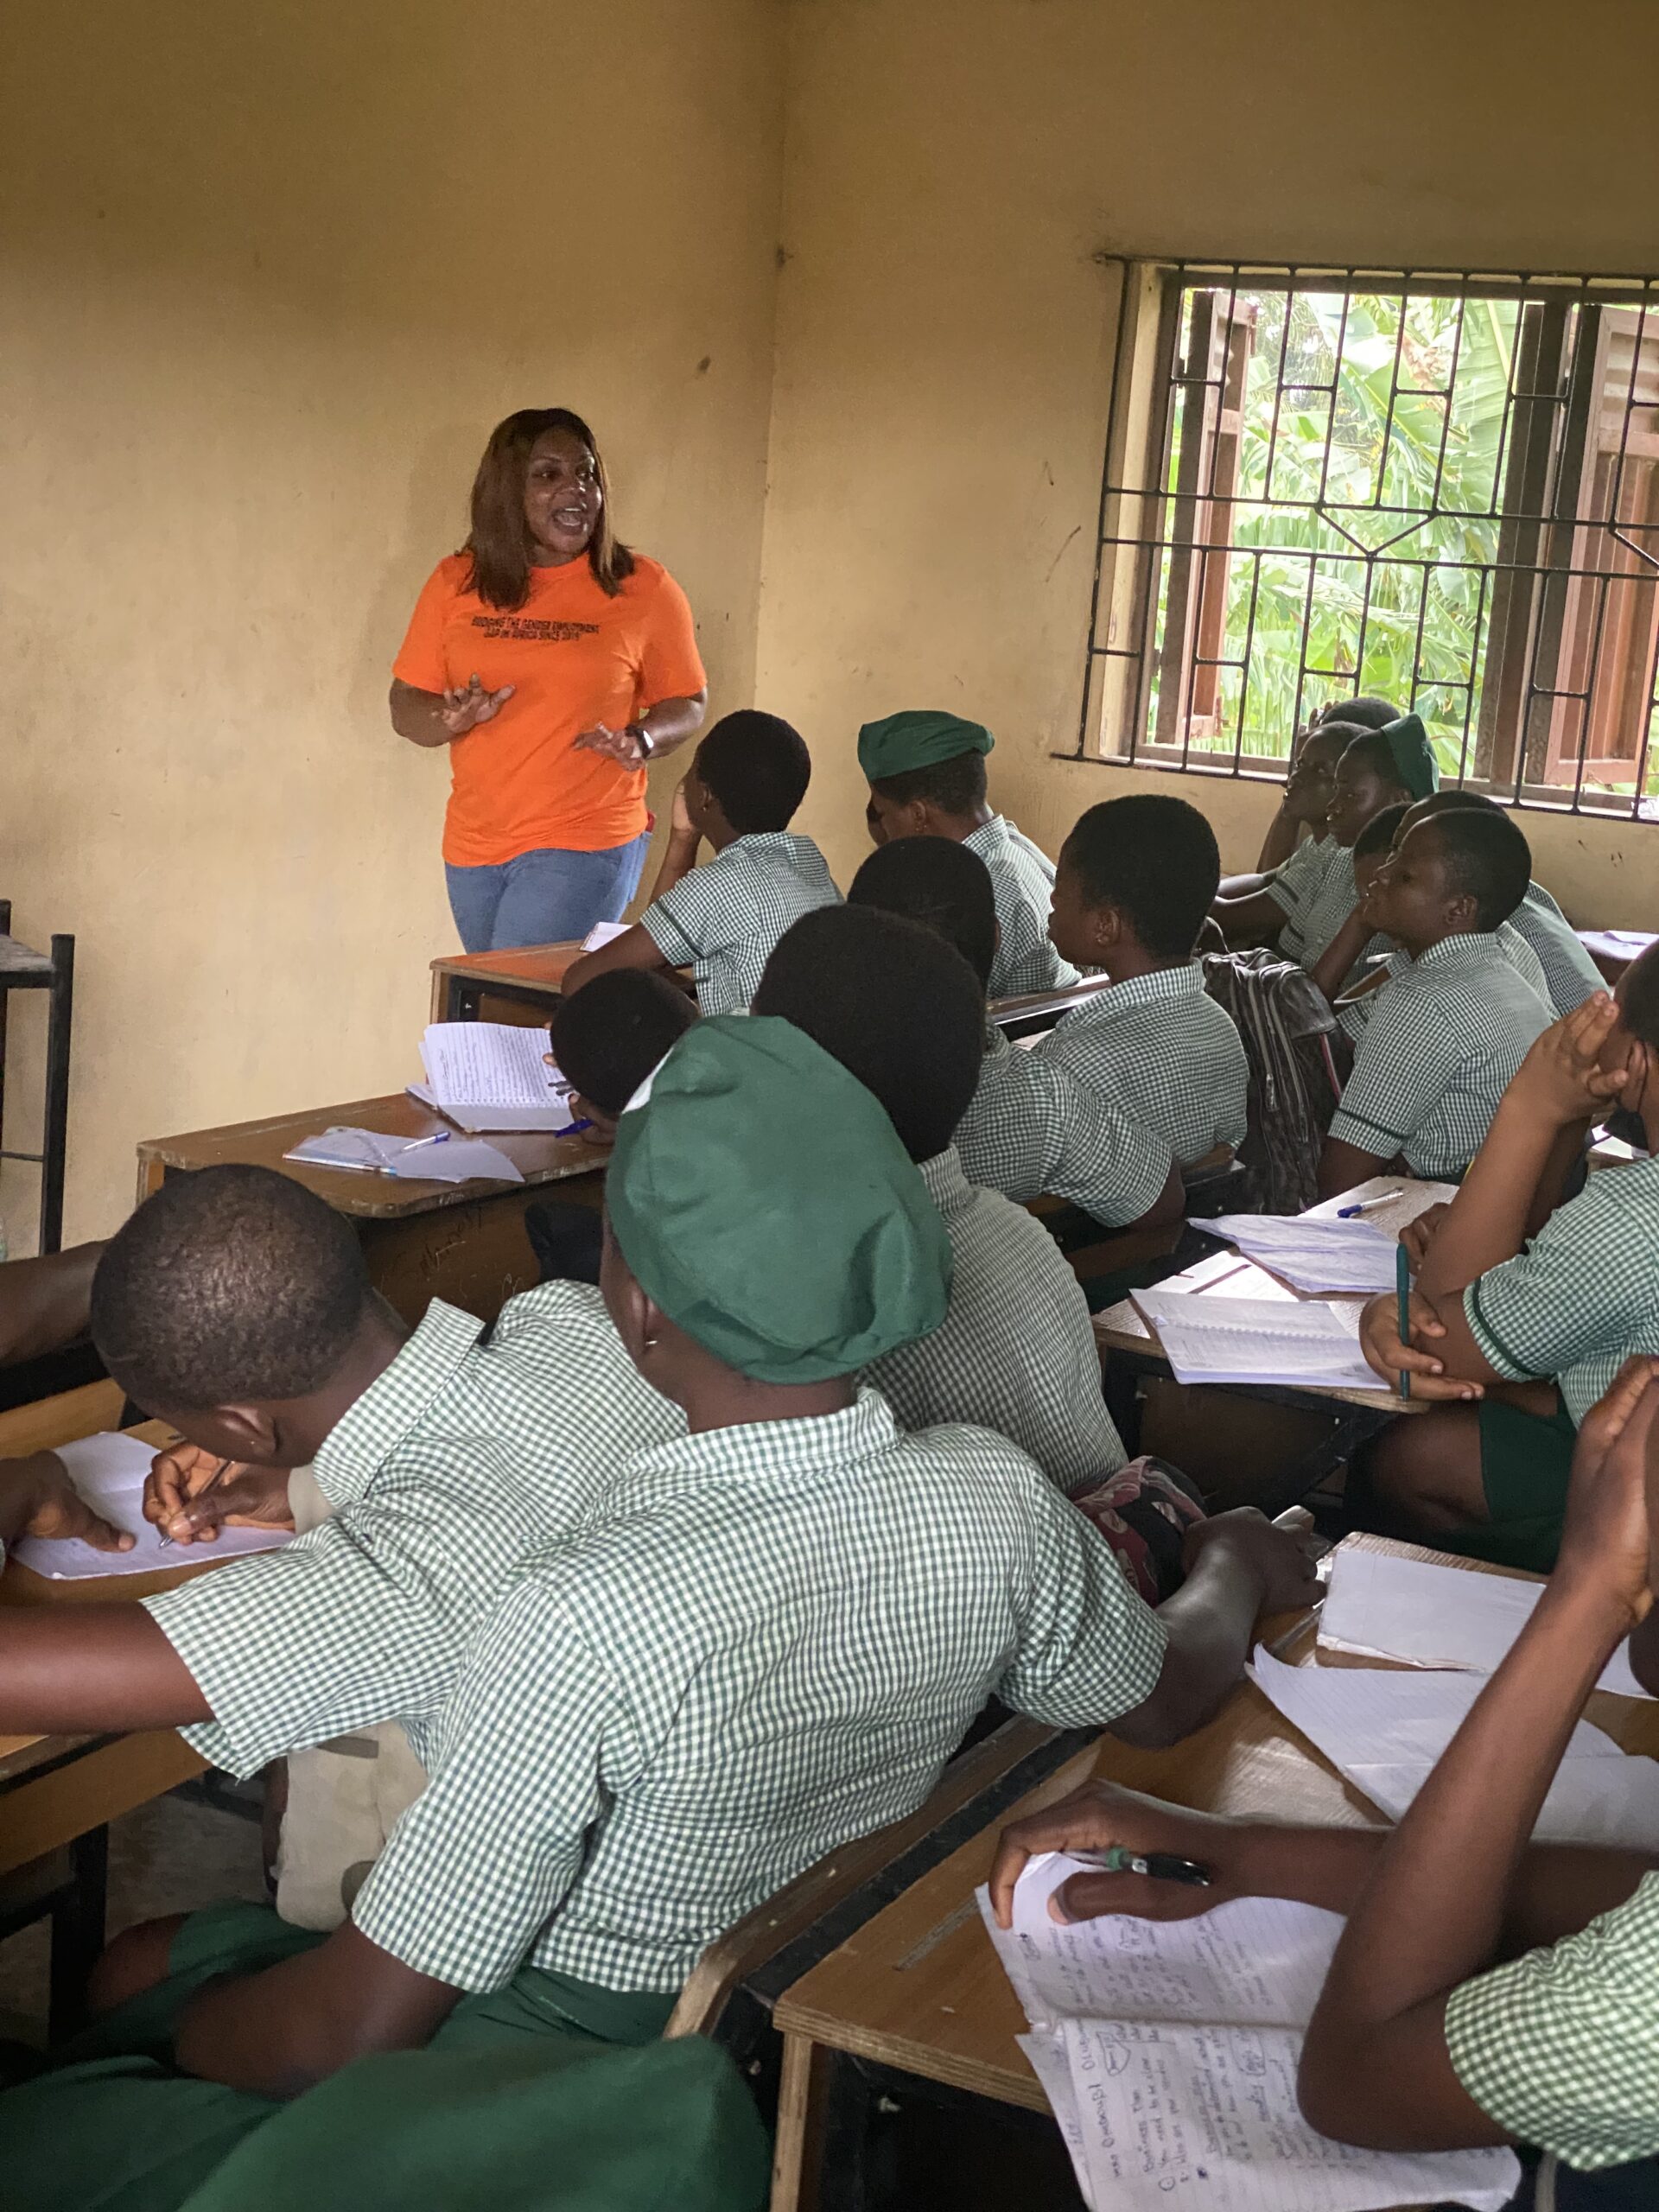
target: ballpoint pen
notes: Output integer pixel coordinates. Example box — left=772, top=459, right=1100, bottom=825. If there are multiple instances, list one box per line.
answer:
left=1337, top=1188, right=1401, bottom=1217
left=1066, top=1846, right=1212, bottom=1887
left=157, top=1454, right=235, bottom=1549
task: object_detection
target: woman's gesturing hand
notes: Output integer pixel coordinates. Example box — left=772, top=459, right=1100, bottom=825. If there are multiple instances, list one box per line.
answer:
left=573, top=721, right=645, bottom=766
left=441, top=672, right=515, bottom=737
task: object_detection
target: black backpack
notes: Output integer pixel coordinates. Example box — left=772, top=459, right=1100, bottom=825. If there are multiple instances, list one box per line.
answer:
left=1201, top=949, right=1341, bottom=1214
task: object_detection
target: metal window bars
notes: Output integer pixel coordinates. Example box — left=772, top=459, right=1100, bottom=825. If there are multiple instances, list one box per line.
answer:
left=1073, top=260, right=1659, bottom=819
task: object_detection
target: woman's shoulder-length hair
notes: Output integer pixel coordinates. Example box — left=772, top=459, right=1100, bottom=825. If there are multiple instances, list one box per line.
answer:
left=461, top=407, right=636, bottom=609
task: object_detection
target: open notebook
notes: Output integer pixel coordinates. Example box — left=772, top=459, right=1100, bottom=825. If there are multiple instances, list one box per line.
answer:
left=414, top=1023, right=579, bottom=1134
left=1131, top=1288, right=1377, bottom=1391
left=978, top=1857, right=1517, bottom=2211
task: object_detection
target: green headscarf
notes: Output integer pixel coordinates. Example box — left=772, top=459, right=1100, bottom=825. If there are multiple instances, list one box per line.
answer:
left=608, top=1015, right=953, bottom=1382
left=1381, top=712, right=1440, bottom=802
left=857, top=709, right=994, bottom=783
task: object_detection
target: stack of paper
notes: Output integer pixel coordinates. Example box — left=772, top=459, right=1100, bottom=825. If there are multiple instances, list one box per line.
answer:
left=415, top=1023, right=577, bottom=1133
left=1250, top=1645, right=1659, bottom=1845
left=12, top=1433, right=292, bottom=1581
left=977, top=1859, right=1518, bottom=2211
left=1132, top=1289, right=1378, bottom=1391
left=285, top=1128, right=525, bottom=1185
left=1319, top=1548, right=1653, bottom=1700
left=1198, top=1214, right=1400, bottom=1294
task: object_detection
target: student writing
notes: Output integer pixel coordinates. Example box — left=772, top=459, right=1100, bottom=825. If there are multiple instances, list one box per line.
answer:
left=560, top=708, right=839, bottom=1013
left=993, top=1359, right=1659, bottom=2199
left=846, top=834, right=1181, bottom=1231
left=857, top=708, right=1077, bottom=999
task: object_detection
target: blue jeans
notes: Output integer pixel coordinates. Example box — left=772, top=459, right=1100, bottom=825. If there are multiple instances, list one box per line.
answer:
left=444, top=835, right=651, bottom=954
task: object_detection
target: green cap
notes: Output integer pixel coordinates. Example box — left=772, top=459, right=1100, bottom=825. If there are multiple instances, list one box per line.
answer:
left=1382, top=713, right=1440, bottom=802
left=857, top=709, right=994, bottom=784
left=607, top=1015, right=952, bottom=1383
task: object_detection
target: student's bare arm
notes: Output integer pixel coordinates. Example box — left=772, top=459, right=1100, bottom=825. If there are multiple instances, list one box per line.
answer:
left=0, top=1243, right=105, bottom=1366
left=1298, top=1369, right=1659, bottom=2152
left=1316, top=1133, right=1391, bottom=1201
left=0, top=1605, right=210, bottom=1732
left=1309, top=908, right=1375, bottom=1007
left=174, top=1923, right=460, bottom=2097
left=987, top=1777, right=1656, bottom=1944
left=1128, top=1159, right=1185, bottom=1232
left=1211, top=887, right=1287, bottom=946
left=1109, top=1511, right=1321, bottom=1748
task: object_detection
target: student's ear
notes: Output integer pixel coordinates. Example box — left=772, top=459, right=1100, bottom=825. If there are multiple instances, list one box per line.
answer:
left=1442, top=887, right=1480, bottom=935
left=600, top=1231, right=653, bottom=1364
left=1084, top=901, right=1125, bottom=959
left=895, top=798, right=934, bottom=839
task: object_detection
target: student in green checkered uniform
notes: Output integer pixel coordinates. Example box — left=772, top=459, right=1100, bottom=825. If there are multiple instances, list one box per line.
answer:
left=1319, top=806, right=1553, bottom=1198
left=857, top=708, right=1078, bottom=1000
left=1397, top=790, right=1605, bottom=1017
left=1355, top=952, right=1659, bottom=1573
left=991, top=1360, right=1659, bottom=2207
left=0, top=1165, right=690, bottom=1859
left=1036, top=794, right=1249, bottom=1168
left=1213, top=715, right=1360, bottom=950
left=845, top=835, right=1181, bottom=1233
left=561, top=708, right=840, bottom=1014
left=753, top=903, right=1205, bottom=1598
left=0, top=1018, right=1317, bottom=2207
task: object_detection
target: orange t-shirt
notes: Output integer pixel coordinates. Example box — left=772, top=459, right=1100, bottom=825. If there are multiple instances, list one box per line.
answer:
left=393, top=551, right=707, bottom=866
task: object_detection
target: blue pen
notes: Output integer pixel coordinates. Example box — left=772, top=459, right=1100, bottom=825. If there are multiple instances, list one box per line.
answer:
left=1395, top=1240, right=1413, bottom=1402
left=557, top=1116, right=594, bottom=1138
left=1338, top=1187, right=1400, bottom=1218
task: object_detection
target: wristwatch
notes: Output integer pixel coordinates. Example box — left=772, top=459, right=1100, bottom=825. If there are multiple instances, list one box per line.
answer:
left=626, top=721, right=655, bottom=761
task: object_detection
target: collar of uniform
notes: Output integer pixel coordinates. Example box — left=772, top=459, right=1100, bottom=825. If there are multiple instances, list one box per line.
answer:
left=918, top=1145, right=972, bottom=1217
left=963, top=815, right=1010, bottom=859
left=1065, top=963, right=1205, bottom=1021
left=610, top=1383, right=902, bottom=1513
left=311, top=1297, right=488, bottom=1506
left=1398, top=932, right=1507, bottom=982
left=730, top=830, right=808, bottom=859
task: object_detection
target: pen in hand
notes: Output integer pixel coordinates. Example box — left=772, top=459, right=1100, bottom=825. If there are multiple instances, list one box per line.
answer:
left=157, top=1455, right=235, bottom=1550
left=1068, top=1846, right=1213, bottom=1887
left=1395, top=1241, right=1413, bottom=1403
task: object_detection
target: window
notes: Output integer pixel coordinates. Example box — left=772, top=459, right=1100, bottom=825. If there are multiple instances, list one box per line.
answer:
left=1077, top=261, right=1659, bottom=818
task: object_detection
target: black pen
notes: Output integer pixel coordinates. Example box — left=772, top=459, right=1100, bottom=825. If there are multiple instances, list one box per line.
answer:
left=1067, top=1846, right=1212, bottom=1886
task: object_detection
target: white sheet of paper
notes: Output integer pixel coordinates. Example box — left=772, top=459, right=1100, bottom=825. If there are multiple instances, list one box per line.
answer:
left=580, top=919, right=631, bottom=951
left=1319, top=1547, right=1653, bottom=1700
left=1250, top=1647, right=1659, bottom=1847
left=1195, top=1216, right=1400, bottom=1295
left=12, top=1433, right=291, bottom=1581
left=1055, top=2016, right=1516, bottom=2212
left=1131, top=1291, right=1378, bottom=1391
left=982, top=1859, right=1343, bottom=2031
left=385, top=1137, right=524, bottom=1185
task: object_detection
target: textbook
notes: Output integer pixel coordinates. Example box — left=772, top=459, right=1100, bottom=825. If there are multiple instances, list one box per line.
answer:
left=978, top=1858, right=1518, bottom=2210
left=1130, top=1289, right=1377, bottom=1391
left=414, top=1023, right=578, bottom=1134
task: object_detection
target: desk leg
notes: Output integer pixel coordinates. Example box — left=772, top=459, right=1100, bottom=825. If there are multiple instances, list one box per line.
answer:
left=48, top=1825, right=108, bottom=2041
left=772, top=2035, right=835, bottom=2212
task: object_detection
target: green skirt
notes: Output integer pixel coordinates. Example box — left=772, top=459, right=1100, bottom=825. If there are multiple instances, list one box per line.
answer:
left=1430, top=1391, right=1577, bottom=1576
left=0, top=1903, right=764, bottom=2212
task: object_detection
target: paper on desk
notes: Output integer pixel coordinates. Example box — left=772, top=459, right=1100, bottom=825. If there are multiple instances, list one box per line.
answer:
left=1250, top=1646, right=1659, bottom=1846
left=1197, top=1215, right=1400, bottom=1294
left=11, top=1433, right=292, bottom=1581
left=976, top=1859, right=1518, bottom=2212
left=1051, top=2016, right=1516, bottom=2212
left=1131, top=1290, right=1378, bottom=1391
left=285, top=1128, right=524, bottom=1185
left=580, top=919, right=631, bottom=951
left=1319, top=1548, right=1653, bottom=1700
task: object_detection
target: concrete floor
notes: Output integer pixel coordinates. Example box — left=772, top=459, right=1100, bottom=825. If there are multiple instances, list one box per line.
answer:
left=0, top=1783, right=268, bottom=2045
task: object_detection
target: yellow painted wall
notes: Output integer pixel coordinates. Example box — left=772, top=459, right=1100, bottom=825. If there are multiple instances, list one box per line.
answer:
left=757, top=0, right=1659, bottom=916
left=1, top=0, right=785, bottom=1244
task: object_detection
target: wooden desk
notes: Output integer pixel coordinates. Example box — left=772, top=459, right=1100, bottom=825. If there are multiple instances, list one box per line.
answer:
left=136, top=1092, right=609, bottom=1325
left=770, top=1535, right=1659, bottom=2210
left=429, top=941, right=581, bottom=1026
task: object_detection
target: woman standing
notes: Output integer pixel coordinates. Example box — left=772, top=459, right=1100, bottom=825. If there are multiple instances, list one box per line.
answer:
left=391, top=409, right=708, bottom=951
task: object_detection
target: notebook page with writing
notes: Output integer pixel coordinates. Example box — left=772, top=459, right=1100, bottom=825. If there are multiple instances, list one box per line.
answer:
left=1130, top=1291, right=1377, bottom=1391
left=1249, top=1647, right=1659, bottom=1846
left=1319, top=1547, right=1653, bottom=1700
left=1197, top=1216, right=1399, bottom=1294
left=982, top=1858, right=1341, bottom=2030
left=12, top=1433, right=292, bottom=1581
left=418, top=1024, right=575, bottom=1131
left=1055, top=2017, right=1516, bottom=2212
